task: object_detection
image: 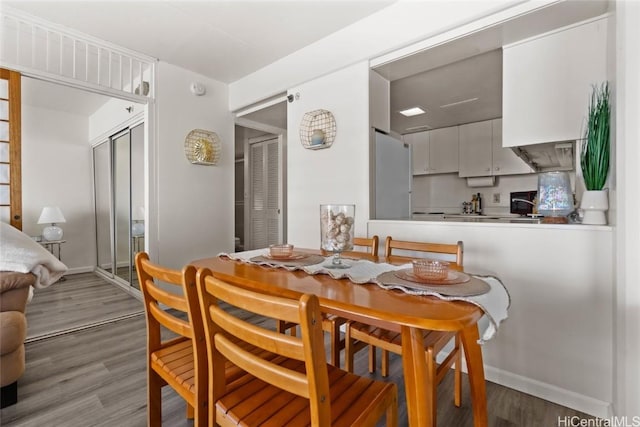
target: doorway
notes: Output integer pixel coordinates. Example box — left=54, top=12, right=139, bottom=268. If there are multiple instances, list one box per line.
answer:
left=235, top=98, right=287, bottom=251
left=246, top=134, right=283, bottom=249
left=93, top=122, right=144, bottom=289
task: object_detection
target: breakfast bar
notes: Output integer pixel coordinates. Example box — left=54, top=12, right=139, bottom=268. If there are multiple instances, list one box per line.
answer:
left=367, top=219, right=614, bottom=418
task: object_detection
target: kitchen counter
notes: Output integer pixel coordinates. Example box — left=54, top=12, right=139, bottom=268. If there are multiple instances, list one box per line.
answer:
left=366, top=219, right=613, bottom=418
left=413, top=213, right=543, bottom=224
left=409, top=213, right=608, bottom=227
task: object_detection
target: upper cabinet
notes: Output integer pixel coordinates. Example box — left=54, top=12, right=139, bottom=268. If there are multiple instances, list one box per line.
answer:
left=459, top=121, right=493, bottom=177
left=491, top=119, right=533, bottom=175
left=404, top=127, right=458, bottom=175
left=370, top=70, right=390, bottom=133
left=428, top=126, right=459, bottom=174
left=460, top=118, right=533, bottom=177
left=502, top=16, right=608, bottom=147
left=404, top=131, right=429, bottom=175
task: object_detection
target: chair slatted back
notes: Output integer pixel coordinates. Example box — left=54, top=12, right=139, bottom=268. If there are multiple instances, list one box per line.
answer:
left=196, top=269, right=331, bottom=426
left=352, top=235, right=379, bottom=255
left=136, top=253, right=196, bottom=338
left=136, top=252, right=203, bottom=347
left=135, top=252, right=208, bottom=426
left=384, top=237, right=464, bottom=270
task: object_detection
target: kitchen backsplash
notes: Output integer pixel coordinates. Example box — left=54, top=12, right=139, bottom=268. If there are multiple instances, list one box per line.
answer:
left=412, top=172, right=576, bottom=215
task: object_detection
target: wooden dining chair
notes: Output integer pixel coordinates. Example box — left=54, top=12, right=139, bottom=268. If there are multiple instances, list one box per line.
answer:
left=278, top=235, right=379, bottom=367
left=196, top=268, right=398, bottom=427
left=384, top=237, right=464, bottom=270
left=135, top=252, right=207, bottom=427
left=352, top=235, right=379, bottom=255
left=344, top=237, right=464, bottom=423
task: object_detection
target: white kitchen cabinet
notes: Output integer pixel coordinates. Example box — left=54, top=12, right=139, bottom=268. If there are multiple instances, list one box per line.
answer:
left=503, top=16, right=608, bottom=147
left=459, top=121, right=492, bottom=177
left=491, top=119, right=533, bottom=175
left=404, top=127, right=458, bottom=175
left=460, top=119, right=533, bottom=177
left=428, top=126, right=459, bottom=174
left=404, top=131, right=429, bottom=175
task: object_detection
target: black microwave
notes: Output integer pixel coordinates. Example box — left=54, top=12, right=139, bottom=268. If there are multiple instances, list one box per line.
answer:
left=510, top=191, right=537, bottom=216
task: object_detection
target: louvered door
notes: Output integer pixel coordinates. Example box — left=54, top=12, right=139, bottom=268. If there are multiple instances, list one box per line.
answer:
left=248, top=136, right=281, bottom=249
left=0, top=69, right=21, bottom=229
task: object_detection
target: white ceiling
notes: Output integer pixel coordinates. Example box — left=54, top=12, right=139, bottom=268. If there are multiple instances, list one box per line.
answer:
left=390, top=49, right=502, bottom=133
left=8, top=0, right=394, bottom=116
left=241, top=100, right=288, bottom=130
left=6, top=0, right=395, bottom=84
left=8, top=0, right=609, bottom=128
left=22, top=77, right=114, bottom=116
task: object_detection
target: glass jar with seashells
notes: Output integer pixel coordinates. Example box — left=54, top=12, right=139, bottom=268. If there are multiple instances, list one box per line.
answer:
left=320, top=204, right=355, bottom=269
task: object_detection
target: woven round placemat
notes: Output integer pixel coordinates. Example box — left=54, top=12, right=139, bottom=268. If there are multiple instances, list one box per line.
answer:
left=376, top=271, right=490, bottom=297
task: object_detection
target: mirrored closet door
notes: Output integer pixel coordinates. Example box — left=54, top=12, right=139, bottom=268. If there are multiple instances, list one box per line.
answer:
left=93, top=122, right=144, bottom=290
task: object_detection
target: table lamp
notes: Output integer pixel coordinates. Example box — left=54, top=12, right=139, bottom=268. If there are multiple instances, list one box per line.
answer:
left=38, top=206, right=66, bottom=241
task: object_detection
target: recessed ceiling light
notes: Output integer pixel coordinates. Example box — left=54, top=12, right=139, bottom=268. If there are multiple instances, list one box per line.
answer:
left=439, top=97, right=479, bottom=108
left=398, top=107, right=426, bottom=117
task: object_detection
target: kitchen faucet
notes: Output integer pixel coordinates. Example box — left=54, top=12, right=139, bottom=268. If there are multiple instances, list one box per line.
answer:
left=512, top=198, right=536, bottom=206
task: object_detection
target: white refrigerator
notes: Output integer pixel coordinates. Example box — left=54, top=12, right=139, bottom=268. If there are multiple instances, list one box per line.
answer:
left=374, top=130, right=412, bottom=219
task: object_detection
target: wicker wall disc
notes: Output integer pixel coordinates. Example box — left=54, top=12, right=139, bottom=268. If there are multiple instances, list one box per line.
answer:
left=184, top=129, right=221, bottom=165
left=299, top=109, right=336, bottom=150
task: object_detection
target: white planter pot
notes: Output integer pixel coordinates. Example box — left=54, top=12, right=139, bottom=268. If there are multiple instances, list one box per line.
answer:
left=580, top=190, right=608, bottom=225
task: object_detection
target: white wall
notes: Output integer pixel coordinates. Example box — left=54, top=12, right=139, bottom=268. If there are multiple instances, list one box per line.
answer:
left=614, top=0, right=640, bottom=418
left=154, top=62, right=234, bottom=269
left=22, top=104, right=95, bottom=273
left=411, top=172, right=580, bottom=216
left=89, top=98, right=144, bottom=142
left=286, top=62, right=370, bottom=248
left=412, top=173, right=540, bottom=215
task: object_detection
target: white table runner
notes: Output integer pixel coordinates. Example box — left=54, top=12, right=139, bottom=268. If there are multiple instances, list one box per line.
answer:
left=218, top=249, right=510, bottom=343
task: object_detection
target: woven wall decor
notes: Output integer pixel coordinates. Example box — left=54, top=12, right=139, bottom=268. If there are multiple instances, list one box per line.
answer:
left=184, top=129, right=221, bottom=165
left=299, top=109, right=336, bottom=150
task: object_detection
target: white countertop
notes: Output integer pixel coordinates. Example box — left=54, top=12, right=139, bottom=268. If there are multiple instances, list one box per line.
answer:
left=375, top=217, right=612, bottom=231
left=413, top=212, right=539, bottom=223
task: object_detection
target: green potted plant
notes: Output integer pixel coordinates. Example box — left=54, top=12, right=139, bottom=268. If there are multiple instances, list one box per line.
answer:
left=580, top=82, right=610, bottom=225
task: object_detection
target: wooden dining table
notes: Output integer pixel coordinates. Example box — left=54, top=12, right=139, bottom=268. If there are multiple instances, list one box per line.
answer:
left=191, top=249, right=488, bottom=427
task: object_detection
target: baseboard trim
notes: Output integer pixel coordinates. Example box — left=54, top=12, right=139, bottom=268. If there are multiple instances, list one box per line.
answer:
left=434, top=347, right=612, bottom=419
left=64, top=266, right=95, bottom=275
left=485, top=365, right=612, bottom=419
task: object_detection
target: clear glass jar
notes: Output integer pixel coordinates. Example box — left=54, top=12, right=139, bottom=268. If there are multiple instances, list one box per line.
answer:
left=537, top=171, right=573, bottom=217
left=320, top=204, right=355, bottom=269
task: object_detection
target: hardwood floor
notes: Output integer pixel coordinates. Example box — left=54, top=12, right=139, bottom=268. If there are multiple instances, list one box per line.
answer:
left=25, top=272, right=143, bottom=341
left=1, top=273, right=592, bottom=426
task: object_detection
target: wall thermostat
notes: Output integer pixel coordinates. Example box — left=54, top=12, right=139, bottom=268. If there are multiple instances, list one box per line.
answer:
left=190, top=82, right=206, bottom=96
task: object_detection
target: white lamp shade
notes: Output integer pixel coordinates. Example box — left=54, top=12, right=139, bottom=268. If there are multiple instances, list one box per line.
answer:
left=38, top=206, right=66, bottom=224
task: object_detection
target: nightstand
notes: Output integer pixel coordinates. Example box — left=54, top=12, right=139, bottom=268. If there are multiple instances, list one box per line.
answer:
left=38, top=239, right=66, bottom=281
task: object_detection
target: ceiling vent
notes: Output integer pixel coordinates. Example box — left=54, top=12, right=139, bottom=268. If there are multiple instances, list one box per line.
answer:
left=404, top=125, right=432, bottom=133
